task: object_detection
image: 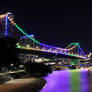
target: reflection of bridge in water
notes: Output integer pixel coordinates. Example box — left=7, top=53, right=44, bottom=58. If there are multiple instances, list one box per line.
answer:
left=40, top=69, right=91, bottom=92
left=0, top=12, right=87, bottom=64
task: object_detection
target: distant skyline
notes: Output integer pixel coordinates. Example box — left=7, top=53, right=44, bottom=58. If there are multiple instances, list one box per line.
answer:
left=0, top=1, right=92, bottom=53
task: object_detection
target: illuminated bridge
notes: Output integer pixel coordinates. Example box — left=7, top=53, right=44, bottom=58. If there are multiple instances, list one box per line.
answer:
left=0, top=12, right=87, bottom=60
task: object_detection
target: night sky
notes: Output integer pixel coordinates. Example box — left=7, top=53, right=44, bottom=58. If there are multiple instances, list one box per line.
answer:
left=0, top=1, right=92, bottom=53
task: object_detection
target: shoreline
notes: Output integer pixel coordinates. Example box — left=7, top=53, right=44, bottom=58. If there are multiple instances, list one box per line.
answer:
left=0, top=76, right=46, bottom=92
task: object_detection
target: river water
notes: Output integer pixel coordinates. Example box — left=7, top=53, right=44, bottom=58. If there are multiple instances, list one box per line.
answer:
left=39, top=69, right=92, bottom=92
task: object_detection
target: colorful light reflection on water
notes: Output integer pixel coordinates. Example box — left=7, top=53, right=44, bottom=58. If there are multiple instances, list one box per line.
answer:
left=39, top=69, right=90, bottom=92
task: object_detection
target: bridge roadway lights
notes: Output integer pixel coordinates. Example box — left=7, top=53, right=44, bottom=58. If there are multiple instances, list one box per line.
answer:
left=16, top=46, right=86, bottom=60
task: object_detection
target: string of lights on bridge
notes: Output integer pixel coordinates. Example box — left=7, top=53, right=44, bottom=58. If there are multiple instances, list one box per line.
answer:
left=0, top=13, right=87, bottom=59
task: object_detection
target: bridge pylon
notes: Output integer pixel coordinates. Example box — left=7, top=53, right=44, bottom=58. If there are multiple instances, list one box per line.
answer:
left=70, top=59, right=80, bottom=66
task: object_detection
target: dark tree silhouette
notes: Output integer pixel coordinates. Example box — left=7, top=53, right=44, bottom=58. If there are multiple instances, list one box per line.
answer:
left=0, top=37, right=20, bottom=67
left=25, top=62, right=52, bottom=76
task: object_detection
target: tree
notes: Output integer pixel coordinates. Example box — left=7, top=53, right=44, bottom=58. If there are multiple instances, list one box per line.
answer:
left=0, top=37, right=20, bottom=67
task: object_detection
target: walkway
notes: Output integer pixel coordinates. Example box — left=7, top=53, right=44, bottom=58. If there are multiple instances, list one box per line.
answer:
left=0, top=77, right=46, bottom=92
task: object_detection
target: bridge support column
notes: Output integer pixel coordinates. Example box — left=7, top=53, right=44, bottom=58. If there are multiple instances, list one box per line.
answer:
left=5, top=14, right=8, bottom=37
left=76, top=59, right=80, bottom=66
left=70, top=59, right=80, bottom=66
left=70, top=59, right=74, bottom=65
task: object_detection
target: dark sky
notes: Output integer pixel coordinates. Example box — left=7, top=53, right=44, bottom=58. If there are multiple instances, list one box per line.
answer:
left=0, top=1, right=92, bottom=53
